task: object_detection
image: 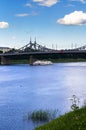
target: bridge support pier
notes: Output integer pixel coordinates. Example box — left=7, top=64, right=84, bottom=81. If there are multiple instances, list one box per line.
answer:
left=1, top=56, right=10, bottom=65
left=29, top=55, right=35, bottom=65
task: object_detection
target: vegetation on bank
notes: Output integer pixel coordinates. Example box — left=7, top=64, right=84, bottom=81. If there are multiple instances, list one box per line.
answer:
left=10, top=60, right=30, bottom=64
left=35, top=106, right=86, bottom=130
left=51, top=58, right=86, bottom=63
left=35, top=95, right=86, bottom=130
left=4, top=58, right=86, bottom=65
left=28, top=109, right=58, bottom=122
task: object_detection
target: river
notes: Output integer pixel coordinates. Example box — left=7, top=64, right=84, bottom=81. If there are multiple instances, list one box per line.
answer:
left=0, top=62, right=86, bottom=130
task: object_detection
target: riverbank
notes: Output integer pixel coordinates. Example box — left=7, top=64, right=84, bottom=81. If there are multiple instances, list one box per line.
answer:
left=3, top=58, right=86, bottom=65
left=51, top=58, right=86, bottom=63
left=35, top=106, right=86, bottom=130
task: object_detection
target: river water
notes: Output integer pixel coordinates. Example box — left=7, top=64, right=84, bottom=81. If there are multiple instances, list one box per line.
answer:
left=0, top=62, right=86, bottom=130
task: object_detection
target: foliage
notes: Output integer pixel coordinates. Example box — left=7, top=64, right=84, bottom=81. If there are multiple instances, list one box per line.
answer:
left=51, top=58, right=86, bottom=63
left=4, top=48, right=16, bottom=53
left=35, top=106, right=86, bottom=130
left=0, top=50, right=3, bottom=53
left=28, top=109, right=58, bottom=122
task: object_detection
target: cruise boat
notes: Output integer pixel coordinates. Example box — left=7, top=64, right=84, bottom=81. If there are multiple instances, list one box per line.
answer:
left=32, top=60, right=53, bottom=66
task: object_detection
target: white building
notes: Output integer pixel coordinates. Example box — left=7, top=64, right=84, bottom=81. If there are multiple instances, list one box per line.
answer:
left=0, top=47, right=11, bottom=53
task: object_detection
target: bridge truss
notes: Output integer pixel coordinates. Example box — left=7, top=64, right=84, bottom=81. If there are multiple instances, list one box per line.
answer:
left=18, top=38, right=52, bottom=53
left=73, top=45, right=86, bottom=50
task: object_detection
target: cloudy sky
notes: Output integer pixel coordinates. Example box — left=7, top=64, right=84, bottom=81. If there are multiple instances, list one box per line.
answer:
left=0, top=0, right=86, bottom=49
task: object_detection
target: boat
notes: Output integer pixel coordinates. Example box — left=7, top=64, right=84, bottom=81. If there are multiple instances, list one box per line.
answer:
left=32, top=60, right=53, bottom=66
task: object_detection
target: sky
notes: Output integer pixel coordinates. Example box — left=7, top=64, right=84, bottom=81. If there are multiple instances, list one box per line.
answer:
left=0, top=0, right=86, bottom=49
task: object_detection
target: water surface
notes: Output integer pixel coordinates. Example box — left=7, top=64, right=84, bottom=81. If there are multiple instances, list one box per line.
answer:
left=0, top=62, right=86, bottom=130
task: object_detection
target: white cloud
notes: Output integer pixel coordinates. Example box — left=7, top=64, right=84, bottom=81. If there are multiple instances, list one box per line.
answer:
left=15, top=12, right=38, bottom=17
left=64, top=4, right=75, bottom=7
left=33, top=0, right=59, bottom=7
left=15, top=13, right=29, bottom=17
left=80, top=0, right=86, bottom=3
left=70, top=0, right=86, bottom=4
left=25, top=3, right=32, bottom=7
left=57, top=11, right=86, bottom=26
left=0, top=22, right=9, bottom=28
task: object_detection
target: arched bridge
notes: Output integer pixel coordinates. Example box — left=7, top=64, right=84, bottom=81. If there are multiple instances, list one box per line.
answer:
left=4, top=38, right=86, bottom=53
left=0, top=39, right=86, bottom=65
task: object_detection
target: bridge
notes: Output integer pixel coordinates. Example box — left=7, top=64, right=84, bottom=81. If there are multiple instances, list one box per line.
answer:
left=0, top=38, right=86, bottom=65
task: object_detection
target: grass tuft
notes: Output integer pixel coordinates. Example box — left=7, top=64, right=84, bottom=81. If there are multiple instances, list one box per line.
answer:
left=28, top=109, right=58, bottom=122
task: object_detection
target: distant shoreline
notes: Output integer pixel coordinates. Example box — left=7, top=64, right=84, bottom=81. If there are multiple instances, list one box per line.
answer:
left=9, top=58, right=86, bottom=64
left=51, top=58, right=86, bottom=63
left=0, top=58, right=86, bottom=65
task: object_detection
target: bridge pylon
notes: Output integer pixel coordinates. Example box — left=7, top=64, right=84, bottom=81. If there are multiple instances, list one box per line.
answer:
left=29, top=55, right=36, bottom=65
left=1, top=56, right=10, bottom=65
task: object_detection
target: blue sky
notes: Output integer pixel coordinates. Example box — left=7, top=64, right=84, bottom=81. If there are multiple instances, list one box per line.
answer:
left=0, top=0, right=86, bottom=49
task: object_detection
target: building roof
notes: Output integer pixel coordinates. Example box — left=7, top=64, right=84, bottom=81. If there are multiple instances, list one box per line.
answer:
left=0, top=47, right=10, bottom=49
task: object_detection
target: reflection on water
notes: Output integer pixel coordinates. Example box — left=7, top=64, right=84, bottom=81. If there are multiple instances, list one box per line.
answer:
left=0, top=63, right=86, bottom=130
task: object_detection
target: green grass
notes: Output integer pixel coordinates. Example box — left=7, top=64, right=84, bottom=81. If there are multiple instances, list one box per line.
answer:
left=35, top=106, right=86, bottom=130
left=51, top=58, right=86, bottom=63
left=5, top=58, right=86, bottom=65
left=10, top=60, right=30, bottom=64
